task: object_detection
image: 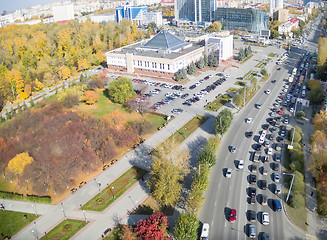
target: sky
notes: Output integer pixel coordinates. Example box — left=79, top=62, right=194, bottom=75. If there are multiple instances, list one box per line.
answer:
left=1, top=0, right=60, bottom=13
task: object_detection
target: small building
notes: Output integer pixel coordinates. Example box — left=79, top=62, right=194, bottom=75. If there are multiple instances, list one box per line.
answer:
left=278, top=18, right=299, bottom=36
left=90, top=13, right=115, bottom=23
left=273, top=9, right=289, bottom=23
left=52, top=3, right=74, bottom=22
left=106, top=30, right=233, bottom=79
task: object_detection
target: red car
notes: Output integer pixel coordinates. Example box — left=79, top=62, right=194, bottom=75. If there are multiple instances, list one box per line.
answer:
left=278, top=110, right=283, bottom=115
left=229, top=209, right=237, bottom=222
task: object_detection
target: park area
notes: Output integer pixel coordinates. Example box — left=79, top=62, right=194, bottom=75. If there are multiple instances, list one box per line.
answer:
left=41, top=219, right=88, bottom=240
left=205, top=94, right=231, bottom=111
left=81, top=167, right=147, bottom=211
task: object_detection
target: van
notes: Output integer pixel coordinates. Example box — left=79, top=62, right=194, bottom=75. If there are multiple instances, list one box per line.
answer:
left=273, top=199, right=282, bottom=212
left=302, top=90, right=306, bottom=97
left=200, top=223, right=209, bottom=240
left=275, top=184, right=281, bottom=194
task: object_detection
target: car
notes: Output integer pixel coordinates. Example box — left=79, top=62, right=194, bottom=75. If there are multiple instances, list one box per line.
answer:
left=225, top=74, right=231, bottom=78
left=249, top=175, right=257, bottom=184
left=262, top=124, right=269, bottom=130
left=189, top=84, right=196, bottom=90
left=272, top=163, right=279, bottom=171
left=264, top=140, right=271, bottom=148
left=246, top=118, right=253, bottom=123
left=262, top=212, right=270, bottom=225
left=229, top=209, right=237, bottom=222
left=262, top=155, right=269, bottom=163
left=277, top=67, right=281, bottom=70
left=271, top=80, right=277, bottom=84
left=238, top=160, right=244, bottom=169
left=261, top=194, right=268, bottom=205
left=290, top=107, right=294, bottom=113
left=275, top=153, right=281, bottom=162
left=270, top=127, right=277, bottom=132
left=278, top=109, right=283, bottom=115
left=261, top=233, right=270, bottom=240
left=272, top=199, right=282, bottom=212
left=246, top=131, right=253, bottom=138
left=249, top=187, right=256, bottom=198
left=226, top=168, right=232, bottom=178
left=260, top=180, right=267, bottom=190
left=230, top=146, right=236, bottom=153
left=171, top=109, right=183, bottom=114
left=273, top=173, right=280, bottom=182
left=267, top=147, right=273, bottom=155
left=200, top=223, right=209, bottom=240
left=251, top=165, right=257, bottom=173
left=181, top=93, right=189, bottom=99
left=248, top=210, right=256, bottom=222
left=268, top=134, right=275, bottom=141
left=265, top=90, right=271, bottom=95
left=248, top=224, right=256, bottom=238
left=262, top=166, right=268, bottom=175
left=256, top=103, right=262, bottom=109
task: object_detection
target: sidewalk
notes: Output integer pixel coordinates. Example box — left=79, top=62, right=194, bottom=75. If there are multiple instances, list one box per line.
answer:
left=5, top=43, right=285, bottom=240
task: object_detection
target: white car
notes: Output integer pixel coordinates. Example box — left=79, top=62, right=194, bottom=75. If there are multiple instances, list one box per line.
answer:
left=265, top=90, right=271, bottom=95
left=201, top=223, right=209, bottom=240
left=290, top=108, right=294, bottom=113
left=262, top=212, right=270, bottom=225
left=282, top=88, right=287, bottom=92
left=226, top=168, right=233, bottom=178
left=267, top=147, right=273, bottom=155
left=225, top=74, right=231, bottom=78
left=238, top=160, right=244, bottom=170
left=246, top=118, right=253, bottom=123
left=284, top=85, right=289, bottom=89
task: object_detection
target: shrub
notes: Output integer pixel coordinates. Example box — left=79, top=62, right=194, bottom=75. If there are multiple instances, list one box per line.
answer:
left=174, top=212, right=199, bottom=240
left=82, top=91, right=99, bottom=105
left=203, top=135, right=220, bottom=153
left=191, top=173, right=209, bottom=191
left=289, top=161, right=301, bottom=171
left=198, top=149, right=216, bottom=166
left=290, top=193, right=305, bottom=208
left=296, top=111, right=305, bottom=119
left=293, top=171, right=305, bottom=192
left=288, top=129, right=302, bottom=142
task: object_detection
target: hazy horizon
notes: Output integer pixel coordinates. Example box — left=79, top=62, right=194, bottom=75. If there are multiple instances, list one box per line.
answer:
left=1, top=0, right=60, bottom=13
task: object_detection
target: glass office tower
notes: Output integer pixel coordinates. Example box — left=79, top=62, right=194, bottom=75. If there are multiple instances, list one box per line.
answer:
left=215, top=7, right=269, bottom=33
left=175, top=0, right=216, bottom=23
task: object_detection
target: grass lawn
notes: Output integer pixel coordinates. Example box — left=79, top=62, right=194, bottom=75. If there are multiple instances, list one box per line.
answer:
left=132, top=196, right=174, bottom=216
left=0, top=211, right=38, bottom=238
left=226, top=88, right=239, bottom=94
left=164, top=116, right=207, bottom=145
left=268, top=52, right=277, bottom=57
left=205, top=94, right=231, bottom=112
left=285, top=202, right=307, bottom=231
left=104, top=226, right=122, bottom=240
left=260, top=74, right=270, bottom=82
left=81, top=167, right=147, bottom=211
left=240, top=54, right=253, bottom=64
left=41, top=219, right=88, bottom=240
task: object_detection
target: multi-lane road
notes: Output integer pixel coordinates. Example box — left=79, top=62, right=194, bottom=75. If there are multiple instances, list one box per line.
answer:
left=199, top=14, right=323, bottom=239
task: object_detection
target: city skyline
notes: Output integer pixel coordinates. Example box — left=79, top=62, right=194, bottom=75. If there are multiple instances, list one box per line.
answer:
left=1, top=0, right=59, bottom=13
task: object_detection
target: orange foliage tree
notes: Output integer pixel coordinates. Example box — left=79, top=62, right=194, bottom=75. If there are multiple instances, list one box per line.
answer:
left=83, top=91, right=99, bottom=105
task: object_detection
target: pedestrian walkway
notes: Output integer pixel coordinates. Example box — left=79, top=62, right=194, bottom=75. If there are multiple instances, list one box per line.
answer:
left=3, top=43, right=286, bottom=240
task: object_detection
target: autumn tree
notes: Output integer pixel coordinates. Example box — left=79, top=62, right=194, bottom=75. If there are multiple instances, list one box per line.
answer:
left=125, top=97, right=151, bottom=116
left=214, top=109, right=233, bottom=135
left=147, top=139, right=190, bottom=209
left=206, top=21, right=222, bottom=32
left=88, top=76, right=105, bottom=89
left=83, top=91, right=99, bottom=105
left=7, top=152, right=34, bottom=175
left=107, top=77, right=135, bottom=104
left=135, top=212, right=171, bottom=240
left=58, top=85, right=84, bottom=108
left=121, top=225, right=137, bottom=240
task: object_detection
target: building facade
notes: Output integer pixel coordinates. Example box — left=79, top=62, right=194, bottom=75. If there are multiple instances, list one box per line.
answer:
left=278, top=18, right=299, bottom=36
left=273, top=9, right=289, bottom=23
left=52, top=3, right=74, bottom=22
left=175, top=0, right=216, bottom=23
left=215, top=7, right=269, bottom=33
left=115, top=4, right=148, bottom=23
left=106, top=30, right=233, bottom=79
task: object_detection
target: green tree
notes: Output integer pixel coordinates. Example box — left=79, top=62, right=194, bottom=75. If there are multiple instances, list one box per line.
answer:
left=174, top=212, right=199, bottom=240
left=175, top=69, right=187, bottom=81
left=206, top=21, right=222, bottom=32
left=239, top=48, right=245, bottom=61
left=296, top=111, right=305, bottom=119
left=233, top=93, right=243, bottom=107
left=188, top=61, right=197, bottom=75
left=292, top=171, right=305, bottom=192
left=57, top=84, right=84, bottom=108
left=147, top=140, right=190, bottom=208
left=261, top=68, right=267, bottom=76
left=309, top=87, right=324, bottom=104
left=198, top=149, right=216, bottom=166
left=288, top=127, right=302, bottom=142
left=204, top=53, right=208, bottom=66
left=196, top=58, right=205, bottom=69
left=107, top=77, right=135, bottom=104
left=290, top=193, right=305, bottom=208
left=208, top=53, right=219, bottom=67
left=213, top=109, right=233, bottom=135
left=270, top=29, right=279, bottom=39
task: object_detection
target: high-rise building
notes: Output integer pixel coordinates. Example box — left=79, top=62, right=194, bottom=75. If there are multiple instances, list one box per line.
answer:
left=215, top=7, right=269, bottom=33
left=175, top=0, right=216, bottom=23
left=52, top=3, right=74, bottom=22
left=115, top=4, right=148, bottom=23
left=275, top=0, right=284, bottom=9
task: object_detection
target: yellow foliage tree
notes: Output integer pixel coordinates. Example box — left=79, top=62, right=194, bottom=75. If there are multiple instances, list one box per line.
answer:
left=7, top=152, right=34, bottom=175
left=83, top=90, right=99, bottom=105
left=78, top=58, right=90, bottom=72
left=58, top=65, right=71, bottom=80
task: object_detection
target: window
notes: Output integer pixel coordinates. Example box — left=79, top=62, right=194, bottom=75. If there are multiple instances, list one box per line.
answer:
left=168, top=64, right=170, bottom=70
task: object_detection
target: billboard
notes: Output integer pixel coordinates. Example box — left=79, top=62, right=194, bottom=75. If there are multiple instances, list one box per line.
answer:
left=260, top=29, right=271, bottom=37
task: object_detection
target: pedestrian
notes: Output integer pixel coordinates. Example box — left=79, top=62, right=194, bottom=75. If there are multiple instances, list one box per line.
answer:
left=311, top=192, right=313, bottom=196
left=141, top=177, right=144, bottom=181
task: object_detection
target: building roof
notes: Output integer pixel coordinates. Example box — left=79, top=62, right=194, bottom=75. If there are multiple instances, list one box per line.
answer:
left=140, top=29, right=191, bottom=51
left=289, top=18, right=299, bottom=23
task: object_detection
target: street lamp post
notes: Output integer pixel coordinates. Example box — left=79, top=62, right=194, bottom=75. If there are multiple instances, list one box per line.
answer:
left=283, top=172, right=295, bottom=202
left=198, top=163, right=212, bottom=175
left=128, top=195, right=137, bottom=209
left=80, top=204, right=87, bottom=223
left=32, top=204, right=37, bottom=216
left=61, top=202, right=67, bottom=220
left=112, top=187, right=115, bottom=199
left=33, top=221, right=38, bottom=240
left=294, top=98, right=299, bottom=116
